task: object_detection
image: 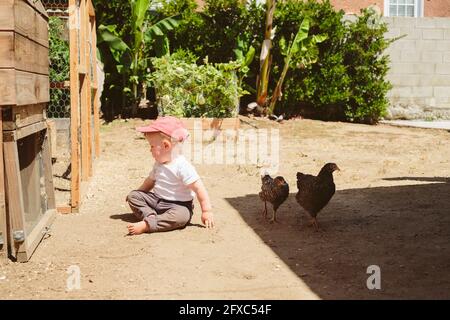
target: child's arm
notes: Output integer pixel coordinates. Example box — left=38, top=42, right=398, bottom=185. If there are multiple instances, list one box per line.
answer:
left=188, top=179, right=214, bottom=228
left=138, top=176, right=155, bottom=192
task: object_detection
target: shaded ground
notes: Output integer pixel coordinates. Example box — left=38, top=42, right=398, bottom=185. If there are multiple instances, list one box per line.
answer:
left=0, top=117, right=449, bottom=299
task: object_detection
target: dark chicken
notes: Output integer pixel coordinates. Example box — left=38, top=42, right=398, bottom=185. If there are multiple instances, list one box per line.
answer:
left=295, top=163, right=340, bottom=231
left=259, top=175, right=289, bottom=222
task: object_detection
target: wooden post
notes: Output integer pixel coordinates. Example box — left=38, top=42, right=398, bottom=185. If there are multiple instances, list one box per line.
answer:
left=3, top=131, right=27, bottom=261
left=86, top=2, right=93, bottom=178
left=42, top=128, right=56, bottom=210
left=91, top=16, right=100, bottom=158
left=79, top=0, right=89, bottom=182
left=69, top=0, right=80, bottom=209
left=0, top=109, right=7, bottom=261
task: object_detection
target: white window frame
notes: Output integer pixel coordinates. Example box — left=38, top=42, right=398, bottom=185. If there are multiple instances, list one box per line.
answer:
left=384, top=0, right=424, bottom=17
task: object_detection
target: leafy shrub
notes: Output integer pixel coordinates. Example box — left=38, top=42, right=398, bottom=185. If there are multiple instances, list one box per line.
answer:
left=97, top=0, right=393, bottom=123
left=342, top=8, right=392, bottom=123
left=273, top=0, right=351, bottom=119
left=93, top=0, right=132, bottom=119
left=156, top=0, right=264, bottom=108
left=150, top=52, right=245, bottom=117
left=48, top=17, right=70, bottom=117
left=271, top=1, right=392, bottom=123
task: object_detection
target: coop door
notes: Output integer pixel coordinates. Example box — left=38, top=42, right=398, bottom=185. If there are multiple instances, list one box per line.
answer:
left=3, top=125, right=56, bottom=262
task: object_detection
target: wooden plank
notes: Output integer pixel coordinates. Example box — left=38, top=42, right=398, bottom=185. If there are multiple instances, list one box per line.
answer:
left=0, top=109, right=8, bottom=261
left=24, top=0, right=49, bottom=19
left=14, top=32, right=49, bottom=75
left=15, top=71, right=49, bottom=106
left=56, top=206, right=71, bottom=214
left=86, top=13, right=93, bottom=178
left=0, top=0, right=14, bottom=31
left=0, top=69, right=16, bottom=105
left=91, top=18, right=100, bottom=158
left=69, top=0, right=80, bottom=209
left=15, top=121, right=47, bottom=140
left=46, top=119, right=57, bottom=158
left=14, top=0, right=49, bottom=48
left=88, top=0, right=95, bottom=17
left=0, top=31, right=14, bottom=69
left=3, top=133, right=27, bottom=260
left=93, top=88, right=100, bottom=157
left=0, top=69, right=49, bottom=106
left=42, top=128, right=56, bottom=210
left=80, top=0, right=89, bottom=181
left=79, top=0, right=86, bottom=73
left=2, top=103, right=45, bottom=130
left=16, top=209, right=56, bottom=262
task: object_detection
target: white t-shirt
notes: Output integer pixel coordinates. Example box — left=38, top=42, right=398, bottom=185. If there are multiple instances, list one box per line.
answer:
left=149, top=155, right=200, bottom=201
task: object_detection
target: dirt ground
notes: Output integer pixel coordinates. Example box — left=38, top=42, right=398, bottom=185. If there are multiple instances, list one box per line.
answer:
left=1, top=117, right=449, bottom=299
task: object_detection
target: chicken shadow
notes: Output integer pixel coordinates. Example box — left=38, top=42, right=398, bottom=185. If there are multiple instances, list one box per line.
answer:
left=225, top=177, right=450, bottom=299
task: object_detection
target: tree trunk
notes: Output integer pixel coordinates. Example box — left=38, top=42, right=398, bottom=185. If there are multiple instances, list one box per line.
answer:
left=256, top=0, right=276, bottom=109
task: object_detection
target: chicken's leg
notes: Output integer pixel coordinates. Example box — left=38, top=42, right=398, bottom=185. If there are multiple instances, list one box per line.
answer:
left=262, top=201, right=268, bottom=219
left=269, top=208, right=278, bottom=223
left=309, top=217, right=320, bottom=232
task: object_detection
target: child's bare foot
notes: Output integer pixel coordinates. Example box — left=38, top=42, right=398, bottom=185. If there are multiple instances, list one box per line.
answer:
left=127, top=221, right=150, bottom=235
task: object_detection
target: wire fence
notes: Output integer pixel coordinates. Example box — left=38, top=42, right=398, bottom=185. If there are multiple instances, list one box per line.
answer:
left=44, top=0, right=71, bottom=119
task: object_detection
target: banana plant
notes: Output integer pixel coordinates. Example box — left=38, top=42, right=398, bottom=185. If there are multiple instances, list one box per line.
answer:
left=256, top=0, right=276, bottom=108
left=98, top=0, right=179, bottom=116
left=267, top=18, right=327, bottom=115
left=233, top=36, right=255, bottom=91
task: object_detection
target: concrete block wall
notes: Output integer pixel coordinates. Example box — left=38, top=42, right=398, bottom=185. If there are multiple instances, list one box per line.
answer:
left=384, top=17, right=450, bottom=119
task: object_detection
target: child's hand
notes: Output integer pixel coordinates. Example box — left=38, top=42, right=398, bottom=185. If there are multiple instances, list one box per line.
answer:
left=201, top=211, right=214, bottom=229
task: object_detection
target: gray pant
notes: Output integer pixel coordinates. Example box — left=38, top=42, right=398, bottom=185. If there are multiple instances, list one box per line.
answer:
left=126, top=190, right=193, bottom=233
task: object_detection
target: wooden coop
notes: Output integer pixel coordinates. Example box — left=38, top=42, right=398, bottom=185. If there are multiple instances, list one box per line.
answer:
left=0, top=0, right=100, bottom=262
left=0, top=0, right=55, bottom=262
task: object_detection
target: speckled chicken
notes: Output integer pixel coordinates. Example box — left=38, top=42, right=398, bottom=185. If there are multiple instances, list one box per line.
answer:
left=295, top=163, right=340, bottom=231
left=259, top=175, right=289, bottom=223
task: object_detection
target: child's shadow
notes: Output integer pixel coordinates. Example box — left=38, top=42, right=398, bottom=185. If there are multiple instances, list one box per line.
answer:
left=110, top=213, right=205, bottom=228
left=110, top=213, right=140, bottom=223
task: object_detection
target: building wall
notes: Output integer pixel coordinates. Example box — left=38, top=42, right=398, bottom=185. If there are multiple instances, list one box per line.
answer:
left=331, top=0, right=450, bottom=17
left=383, top=17, right=450, bottom=119
left=424, top=0, right=450, bottom=17
left=330, top=0, right=384, bottom=15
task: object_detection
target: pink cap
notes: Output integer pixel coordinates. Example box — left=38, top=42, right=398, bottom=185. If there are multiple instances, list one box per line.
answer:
left=136, top=116, right=189, bottom=142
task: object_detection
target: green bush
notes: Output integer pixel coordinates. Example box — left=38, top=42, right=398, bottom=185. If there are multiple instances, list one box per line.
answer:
left=158, top=0, right=264, bottom=64
left=342, top=9, right=392, bottom=123
left=95, top=0, right=392, bottom=123
left=150, top=52, right=245, bottom=117
left=272, top=1, right=392, bottom=123
left=273, top=0, right=351, bottom=120
left=48, top=16, right=70, bottom=118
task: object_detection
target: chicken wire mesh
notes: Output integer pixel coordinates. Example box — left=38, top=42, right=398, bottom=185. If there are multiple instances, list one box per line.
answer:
left=45, top=0, right=70, bottom=119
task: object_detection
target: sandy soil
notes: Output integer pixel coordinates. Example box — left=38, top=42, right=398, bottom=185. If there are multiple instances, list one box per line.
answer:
left=0, top=117, right=449, bottom=299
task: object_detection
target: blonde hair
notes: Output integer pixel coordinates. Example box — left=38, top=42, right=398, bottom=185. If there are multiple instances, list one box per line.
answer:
left=144, top=131, right=180, bottom=145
